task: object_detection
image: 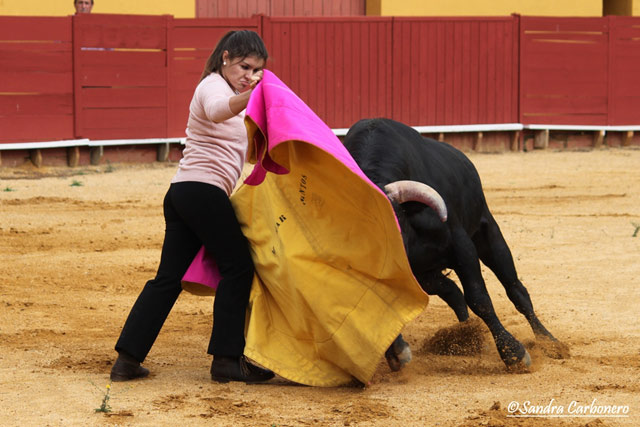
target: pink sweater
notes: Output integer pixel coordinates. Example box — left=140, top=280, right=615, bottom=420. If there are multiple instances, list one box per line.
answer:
left=171, top=73, right=247, bottom=196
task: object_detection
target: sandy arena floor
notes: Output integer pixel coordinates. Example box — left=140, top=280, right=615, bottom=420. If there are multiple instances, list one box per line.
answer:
left=0, top=148, right=639, bottom=426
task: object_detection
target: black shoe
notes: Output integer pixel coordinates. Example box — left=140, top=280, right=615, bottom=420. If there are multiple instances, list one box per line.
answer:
left=210, top=356, right=275, bottom=384
left=110, top=352, right=150, bottom=382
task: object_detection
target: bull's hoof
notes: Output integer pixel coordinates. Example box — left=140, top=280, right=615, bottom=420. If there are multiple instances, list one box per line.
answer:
left=385, top=336, right=412, bottom=372
left=506, top=350, right=532, bottom=373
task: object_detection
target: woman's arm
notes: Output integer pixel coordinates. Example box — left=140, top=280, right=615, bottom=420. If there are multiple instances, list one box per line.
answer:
left=228, top=89, right=254, bottom=116
left=202, top=71, right=263, bottom=123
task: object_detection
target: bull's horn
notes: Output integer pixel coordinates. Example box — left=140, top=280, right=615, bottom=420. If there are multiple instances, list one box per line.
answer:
left=384, top=180, right=448, bottom=222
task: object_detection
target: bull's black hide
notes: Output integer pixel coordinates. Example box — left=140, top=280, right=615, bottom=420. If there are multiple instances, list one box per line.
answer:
left=344, top=118, right=565, bottom=370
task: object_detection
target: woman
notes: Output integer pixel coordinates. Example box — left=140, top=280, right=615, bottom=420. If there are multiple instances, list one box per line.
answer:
left=110, top=30, right=274, bottom=384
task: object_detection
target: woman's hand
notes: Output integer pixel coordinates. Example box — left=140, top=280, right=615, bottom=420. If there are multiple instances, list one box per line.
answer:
left=249, top=70, right=264, bottom=89
left=229, top=70, right=264, bottom=115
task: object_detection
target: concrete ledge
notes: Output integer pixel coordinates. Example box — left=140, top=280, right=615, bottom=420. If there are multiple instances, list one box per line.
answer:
left=0, top=139, right=90, bottom=150
left=0, top=123, right=637, bottom=167
left=88, top=137, right=186, bottom=147
left=333, top=123, right=523, bottom=137
left=524, top=124, right=640, bottom=131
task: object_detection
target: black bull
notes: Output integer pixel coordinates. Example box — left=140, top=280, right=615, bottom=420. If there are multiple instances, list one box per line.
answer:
left=344, top=118, right=568, bottom=371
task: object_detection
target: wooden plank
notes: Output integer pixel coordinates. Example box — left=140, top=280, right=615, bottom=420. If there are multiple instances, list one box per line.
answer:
left=485, top=22, right=497, bottom=124
left=478, top=21, right=488, bottom=124
left=82, top=87, right=167, bottom=108
left=78, top=127, right=168, bottom=140
left=522, top=77, right=608, bottom=97
left=452, top=22, right=463, bottom=125
left=524, top=49, right=608, bottom=69
left=78, top=67, right=166, bottom=87
left=77, top=50, right=166, bottom=67
left=509, top=17, right=520, bottom=125
left=460, top=21, right=472, bottom=125
left=0, top=94, right=73, bottom=115
left=426, top=23, right=438, bottom=125
left=0, top=42, right=71, bottom=53
left=74, top=14, right=167, bottom=50
left=172, top=75, right=202, bottom=92
left=0, top=71, right=72, bottom=93
left=0, top=17, right=71, bottom=41
left=0, top=50, right=72, bottom=73
left=521, top=16, right=607, bottom=33
left=82, top=107, right=166, bottom=130
left=170, top=57, right=211, bottom=74
left=522, top=96, right=608, bottom=114
left=172, top=27, right=242, bottom=48
left=0, top=115, right=74, bottom=142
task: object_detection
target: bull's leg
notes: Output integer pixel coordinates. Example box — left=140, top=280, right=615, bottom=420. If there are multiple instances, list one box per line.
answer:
left=418, top=272, right=469, bottom=322
left=385, top=274, right=469, bottom=371
left=472, top=215, right=557, bottom=341
left=451, top=227, right=530, bottom=369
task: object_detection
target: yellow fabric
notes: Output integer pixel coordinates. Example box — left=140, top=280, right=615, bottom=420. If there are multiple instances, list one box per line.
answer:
left=230, top=121, right=429, bottom=386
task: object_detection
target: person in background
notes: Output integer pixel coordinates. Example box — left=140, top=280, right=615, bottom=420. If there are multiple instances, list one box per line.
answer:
left=110, top=30, right=274, bottom=383
left=74, top=0, right=93, bottom=14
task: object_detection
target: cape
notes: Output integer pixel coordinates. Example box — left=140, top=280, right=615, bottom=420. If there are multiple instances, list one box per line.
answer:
left=182, top=70, right=428, bottom=386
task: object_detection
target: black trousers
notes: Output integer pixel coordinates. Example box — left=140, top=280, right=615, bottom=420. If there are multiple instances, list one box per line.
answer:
left=115, top=181, right=254, bottom=362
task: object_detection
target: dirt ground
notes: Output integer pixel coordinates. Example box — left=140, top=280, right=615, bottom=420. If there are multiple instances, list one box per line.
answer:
left=1, top=147, right=639, bottom=426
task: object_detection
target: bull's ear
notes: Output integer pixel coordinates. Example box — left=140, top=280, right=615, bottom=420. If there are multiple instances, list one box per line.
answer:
left=384, top=180, right=448, bottom=222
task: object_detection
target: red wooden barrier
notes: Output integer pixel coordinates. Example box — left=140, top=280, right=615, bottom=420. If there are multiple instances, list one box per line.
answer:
left=608, top=16, right=640, bottom=125
left=392, top=17, right=520, bottom=126
left=167, top=17, right=261, bottom=137
left=73, top=13, right=169, bottom=140
left=262, top=16, right=393, bottom=128
left=2, top=14, right=640, bottom=147
left=519, top=17, right=609, bottom=126
left=0, top=17, right=74, bottom=142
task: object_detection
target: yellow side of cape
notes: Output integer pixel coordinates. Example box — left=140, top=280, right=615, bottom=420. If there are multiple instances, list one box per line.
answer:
left=232, top=125, right=429, bottom=386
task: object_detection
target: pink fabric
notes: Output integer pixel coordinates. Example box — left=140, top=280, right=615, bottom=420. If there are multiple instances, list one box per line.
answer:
left=182, top=246, right=221, bottom=290
left=243, top=71, right=379, bottom=187
left=182, top=70, right=387, bottom=290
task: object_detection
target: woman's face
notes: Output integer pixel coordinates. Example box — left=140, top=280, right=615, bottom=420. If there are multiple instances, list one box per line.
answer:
left=220, top=52, right=265, bottom=93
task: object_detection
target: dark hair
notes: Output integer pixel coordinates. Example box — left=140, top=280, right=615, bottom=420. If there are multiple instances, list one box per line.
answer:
left=199, top=30, right=268, bottom=82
